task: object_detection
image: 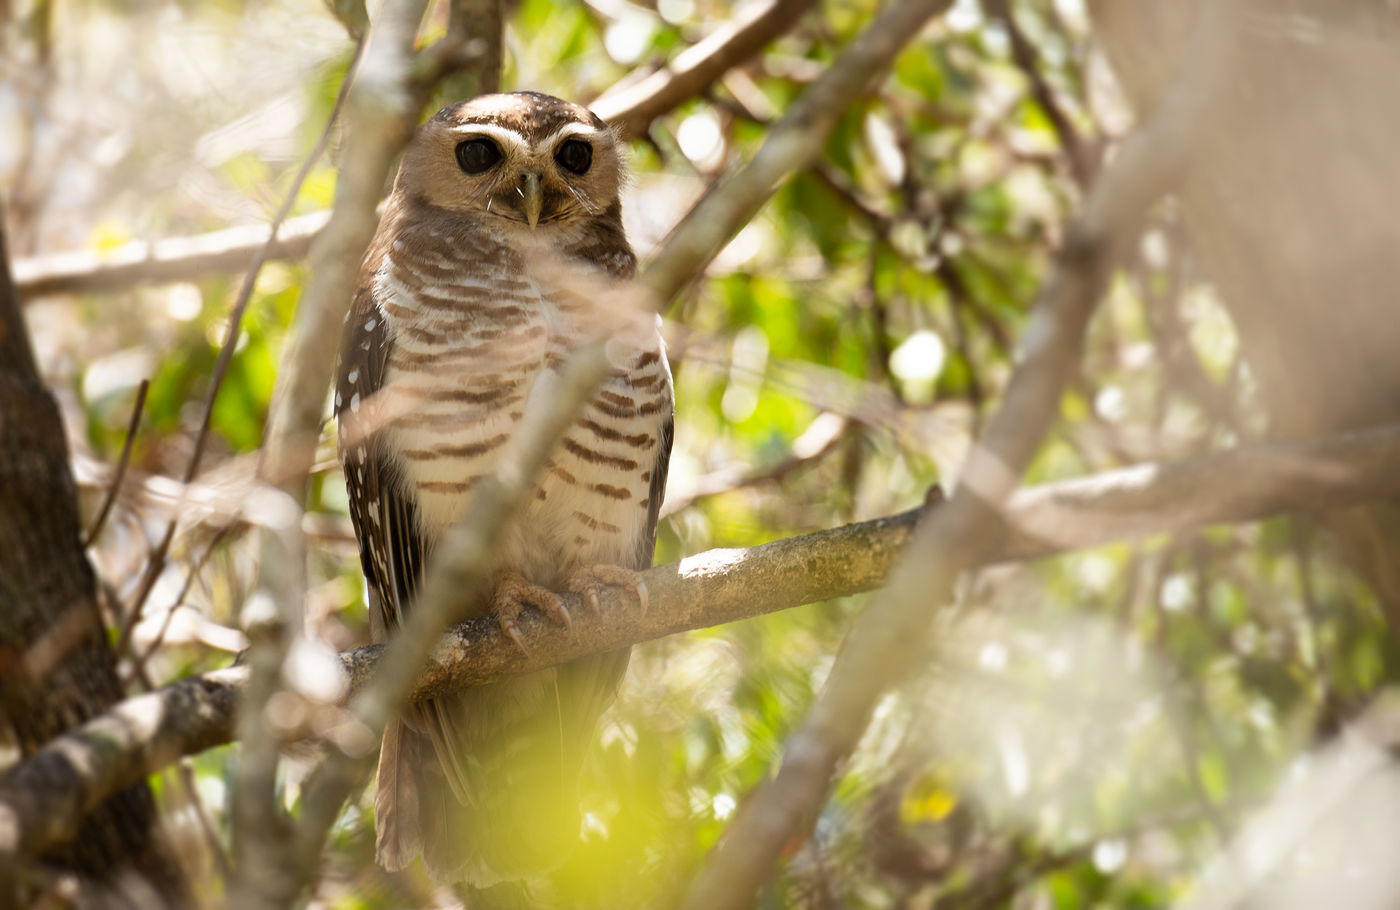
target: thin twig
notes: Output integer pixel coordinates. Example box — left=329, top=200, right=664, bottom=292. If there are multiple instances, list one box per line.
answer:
left=982, top=0, right=1094, bottom=188
left=661, top=412, right=849, bottom=516
left=83, top=378, right=148, bottom=546
left=121, top=526, right=229, bottom=690
left=113, top=37, right=366, bottom=660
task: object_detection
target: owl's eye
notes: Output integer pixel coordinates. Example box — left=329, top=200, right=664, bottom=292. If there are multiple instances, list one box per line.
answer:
left=455, top=138, right=501, bottom=174
left=555, top=139, right=592, bottom=175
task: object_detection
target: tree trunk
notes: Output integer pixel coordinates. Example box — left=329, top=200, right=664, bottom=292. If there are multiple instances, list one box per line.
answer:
left=0, top=218, right=186, bottom=905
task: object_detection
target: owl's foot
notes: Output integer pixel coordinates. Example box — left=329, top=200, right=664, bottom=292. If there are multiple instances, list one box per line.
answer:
left=494, top=571, right=571, bottom=654
left=563, top=564, right=649, bottom=615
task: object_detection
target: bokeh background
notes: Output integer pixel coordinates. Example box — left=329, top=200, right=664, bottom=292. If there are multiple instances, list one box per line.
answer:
left=5, top=0, right=1396, bottom=906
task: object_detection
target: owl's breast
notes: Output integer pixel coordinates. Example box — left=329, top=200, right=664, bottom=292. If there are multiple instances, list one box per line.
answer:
left=376, top=246, right=550, bottom=539
left=507, top=338, right=672, bottom=583
left=374, top=245, right=671, bottom=584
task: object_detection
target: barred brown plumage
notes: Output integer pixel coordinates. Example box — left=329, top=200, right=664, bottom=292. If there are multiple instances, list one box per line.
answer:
left=333, top=92, right=673, bottom=889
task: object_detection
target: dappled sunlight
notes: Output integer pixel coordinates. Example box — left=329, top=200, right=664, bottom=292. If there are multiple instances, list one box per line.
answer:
left=4, top=0, right=1399, bottom=906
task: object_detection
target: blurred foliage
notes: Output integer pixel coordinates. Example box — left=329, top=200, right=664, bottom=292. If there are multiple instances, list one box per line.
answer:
left=2, top=0, right=1395, bottom=907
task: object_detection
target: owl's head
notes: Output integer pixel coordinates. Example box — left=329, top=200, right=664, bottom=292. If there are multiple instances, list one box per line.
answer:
left=397, top=91, right=625, bottom=233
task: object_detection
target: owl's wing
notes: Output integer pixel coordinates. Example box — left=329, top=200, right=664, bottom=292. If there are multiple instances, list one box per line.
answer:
left=336, top=280, right=440, bottom=867
left=336, top=283, right=424, bottom=637
left=639, top=410, right=674, bottom=568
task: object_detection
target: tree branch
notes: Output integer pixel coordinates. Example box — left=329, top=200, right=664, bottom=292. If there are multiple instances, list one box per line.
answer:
left=591, top=0, right=817, bottom=141
left=0, top=214, right=186, bottom=899
left=230, top=4, right=433, bottom=906
left=12, top=211, right=328, bottom=300
left=5, top=420, right=1400, bottom=863
left=677, top=3, right=1237, bottom=905
left=12, top=0, right=810, bottom=301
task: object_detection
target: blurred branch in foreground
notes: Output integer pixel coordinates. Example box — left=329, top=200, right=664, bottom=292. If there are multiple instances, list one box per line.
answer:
left=5, top=420, right=1400, bottom=867
left=1178, top=689, right=1400, bottom=910
left=230, top=1, right=437, bottom=905
left=285, top=0, right=957, bottom=887
left=678, top=3, right=1239, bottom=906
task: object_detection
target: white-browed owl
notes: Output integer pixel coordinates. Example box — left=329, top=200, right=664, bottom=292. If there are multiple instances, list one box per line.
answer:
left=334, top=91, right=673, bottom=889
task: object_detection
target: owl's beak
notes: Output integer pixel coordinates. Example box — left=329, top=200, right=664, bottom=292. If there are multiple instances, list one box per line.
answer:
left=521, top=173, right=543, bottom=229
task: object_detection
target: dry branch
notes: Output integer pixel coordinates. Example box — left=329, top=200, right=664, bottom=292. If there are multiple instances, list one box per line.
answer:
left=6, top=422, right=1400, bottom=863
left=12, top=211, right=328, bottom=299
left=591, top=0, right=817, bottom=141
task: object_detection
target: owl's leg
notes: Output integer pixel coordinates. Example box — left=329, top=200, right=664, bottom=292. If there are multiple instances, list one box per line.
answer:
left=494, top=570, right=571, bottom=653
left=562, top=564, right=649, bottom=614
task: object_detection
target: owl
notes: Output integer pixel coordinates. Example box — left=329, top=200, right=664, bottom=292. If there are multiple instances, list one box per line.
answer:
left=334, top=92, right=673, bottom=887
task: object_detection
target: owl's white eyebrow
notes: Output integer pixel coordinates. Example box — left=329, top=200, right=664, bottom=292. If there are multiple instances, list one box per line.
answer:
left=446, top=123, right=531, bottom=154
left=539, top=121, right=607, bottom=149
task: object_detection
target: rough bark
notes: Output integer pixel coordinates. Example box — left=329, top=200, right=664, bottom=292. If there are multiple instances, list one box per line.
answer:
left=0, top=222, right=186, bottom=902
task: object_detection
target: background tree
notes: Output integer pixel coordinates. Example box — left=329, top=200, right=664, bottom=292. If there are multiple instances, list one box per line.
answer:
left=3, top=0, right=1400, bottom=907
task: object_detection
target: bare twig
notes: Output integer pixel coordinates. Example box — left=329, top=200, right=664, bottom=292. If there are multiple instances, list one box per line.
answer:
left=8, top=417, right=1398, bottom=863
left=113, top=37, right=365, bottom=662
left=121, top=527, right=229, bottom=689
left=677, top=4, right=1234, bottom=906
left=592, top=0, right=818, bottom=141
left=661, top=412, right=848, bottom=516
left=982, top=0, right=1094, bottom=188
left=83, top=378, right=148, bottom=546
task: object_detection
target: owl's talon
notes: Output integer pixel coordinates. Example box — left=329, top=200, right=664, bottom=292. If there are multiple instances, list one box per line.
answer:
left=493, top=571, right=573, bottom=651
left=546, top=597, right=574, bottom=633
left=502, top=621, right=530, bottom=655
left=564, top=564, right=647, bottom=614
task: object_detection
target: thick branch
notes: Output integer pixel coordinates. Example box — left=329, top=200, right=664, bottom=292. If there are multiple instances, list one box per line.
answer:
left=0, top=217, right=185, bottom=897
left=5, top=422, right=1400, bottom=861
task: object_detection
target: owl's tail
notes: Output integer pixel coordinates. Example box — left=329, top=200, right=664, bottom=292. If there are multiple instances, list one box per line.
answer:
left=456, top=880, right=540, bottom=910
left=373, top=653, right=626, bottom=887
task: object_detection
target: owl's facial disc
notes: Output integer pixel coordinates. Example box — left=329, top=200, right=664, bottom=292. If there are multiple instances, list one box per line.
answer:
left=406, top=93, right=622, bottom=231
left=450, top=124, right=609, bottom=228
